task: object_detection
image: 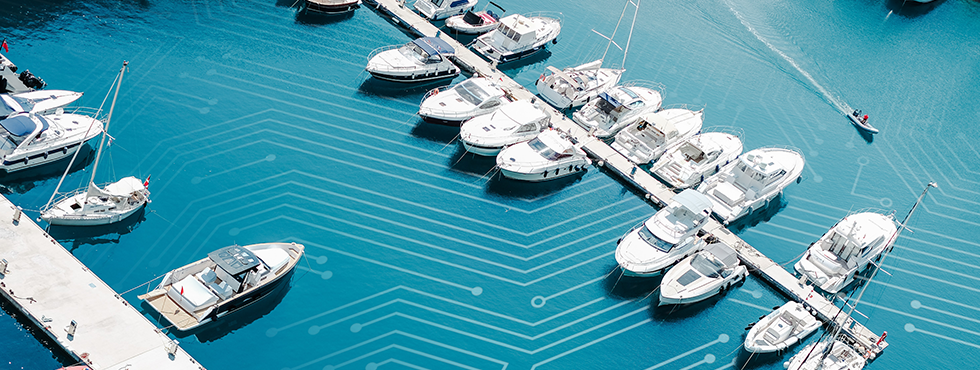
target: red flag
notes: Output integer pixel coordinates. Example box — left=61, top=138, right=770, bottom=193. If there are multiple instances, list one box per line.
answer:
left=1, top=39, right=7, bottom=53
left=143, top=175, right=151, bottom=188
left=180, top=286, right=184, bottom=295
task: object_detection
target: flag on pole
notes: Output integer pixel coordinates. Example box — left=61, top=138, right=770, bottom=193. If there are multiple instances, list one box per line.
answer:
left=143, top=175, right=151, bottom=188
left=1, top=39, right=7, bottom=53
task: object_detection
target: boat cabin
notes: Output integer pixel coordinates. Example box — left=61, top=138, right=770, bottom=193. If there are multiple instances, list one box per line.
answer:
left=528, top=130, right=575, bottom=161
left=491, top=15, right=537, bottom=50
left=731, top=152, right=788, bottom=190
left=596, top=87, right=645, bottom=121
left=403, top=37, right=455, bottom=64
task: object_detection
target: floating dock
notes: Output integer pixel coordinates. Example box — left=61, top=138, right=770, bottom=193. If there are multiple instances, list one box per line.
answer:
left=0, top=52, right=32, bottom=94
left=0, top=195, right=206, bottom=370
left=366, top=0, right=887, bottom=360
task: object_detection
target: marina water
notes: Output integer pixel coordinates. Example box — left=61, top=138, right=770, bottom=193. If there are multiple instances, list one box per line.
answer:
left=1, top=0, right=979, bottom=369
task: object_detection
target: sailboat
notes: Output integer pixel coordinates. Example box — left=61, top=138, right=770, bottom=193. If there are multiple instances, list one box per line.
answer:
left=784, top=182, right=938, bottom=370
left=39, top=61, right=150, bottom=226
left=535, top=0, right=639, bottom=110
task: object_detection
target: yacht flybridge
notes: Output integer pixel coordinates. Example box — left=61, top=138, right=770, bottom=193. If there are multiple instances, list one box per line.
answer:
left=795, top=212, right=897, bottom=293
left=139, top=242, right=305, bottom=331
left=610, top=105, right=702, bottom=164
left=418, top=77, right=508, bottom=125
left=0, top=111, right=103, bottom=173
left=659, top=242, right=747, bottom=306
left=615, top=189, right=712, bottom=277
left=413, top=0, right=478, bottom=21
left=744, top=301, right=820, bottom=353
left=471, top=13, right=561, bottom=64
left=650, top=129, right=743, bottom=189
left=366, top=37, right=459, bottom=83
left=572, top=82, right=664, bottom=139
left=460, top=100, right=550, bottom=156
left=1, top=90, right=82, bottom=117
left=697, top=146, right=805, bottom=224
left=495, top=129, right=589, bottom=182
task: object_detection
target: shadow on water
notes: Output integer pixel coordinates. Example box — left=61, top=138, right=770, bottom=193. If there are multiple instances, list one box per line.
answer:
left=0, top=145, right=96, bottom=195
left=410, top=120, right=460, bottom=144
left=46, top=206, right=147, bottom=251
left=602, top=263, right=663, bottom=300
left=732, top=345, right=792, bottom=369
left=885, top=0, right=946, bottom=18
left=0, top=297, right=79, bottom=368
left=651, top=281, right=744, bottom=322
left=727, top=193, right=788, bottom=234
left=447, top=145, right=496, bottom=174
left=295, top=6, right=358, bottom=25
left=857, top=128, right=874, bottom=144
left=497, top=49, right=553, bottom=73
left=358, top=76, right=453, bottom=99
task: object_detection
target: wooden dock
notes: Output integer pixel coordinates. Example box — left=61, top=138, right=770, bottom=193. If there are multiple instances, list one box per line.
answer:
left=365, top=0, right=888, bottom=360
left=0, top=195, right=206, bottom=370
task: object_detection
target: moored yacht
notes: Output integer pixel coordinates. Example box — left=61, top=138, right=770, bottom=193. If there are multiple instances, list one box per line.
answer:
left=659, top=242, right=747, bottom=306
left=139, top=242, right=305, bottom=331
left=305, top=0, right=360, bottom=13
left=418, top=77, right=508, bottom=125
left=0, top=111, right=103, bottom=173
left=697, top=146, right=805, bottom=224
left=1, top=90, right=82, bottom=117
left=446, top=9, right=501, bottom=34
left=471, top=13, right=561, bottom=64
left=794, top=212, right=897, bottom=294
left=572, top=82, right=664, bottom=138
left=610, top=105, right=702, bottom=165
left=495, top=129, right=589, bottom=182
left=650, top=128, right=743, bottom=189
left=460, top=100, right=550, bottom=156
left=413, top=0, right=478, bottom=20
left=536, top=60, right=624, bottom=110
left=366, top=37, right=459, bottom=83
left=615, top=189, right=712, bottom=277
left=784, top=339, right=867, bottom=370
left=744, top=301, right=820, bottom=353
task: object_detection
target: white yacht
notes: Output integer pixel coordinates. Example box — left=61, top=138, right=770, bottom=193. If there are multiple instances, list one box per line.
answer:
left=460, top=100, right=550, bottom=156
left=0, top=111, right=103, bottom=173
left=651, top=129, right=743, bottom=189
left=784, top=340, right=866, bottom=370
left=615, top=189, right=712, bottom=277
left=572, top=82, right=664, bottom=138
left=495, top=129, right=589, bottom=182
left=446, top=9, right=501, bottom=34
left=610, top=105, right=703, bottom=165
left=304, top=0, right=360, bottom=13
left=40, top=62, right=150, bottom=227
left=366, top=37, right=459, bottom=83
left=794, top=212, right=897, bottom=294
left=471, top=13, right=561, bottom=64
left=1, top=90, right=82, bottom=117
left=418, top=77, right=508, bottom=125
left=659, top=242, right=747, bottom=306
left=697, top=146, right=805, bottom=224
left=413, top=0, right=478, bottom=20
left=139, top=242, right=305, bottom=331
left=744, top=301, right=820, bottom=353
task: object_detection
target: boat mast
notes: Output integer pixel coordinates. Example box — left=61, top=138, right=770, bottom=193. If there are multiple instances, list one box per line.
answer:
left=82, top=61, right=128, bottom=213
left=597, top=0, right=632, bottom=63
left=621, top=0, right=640, bottom=69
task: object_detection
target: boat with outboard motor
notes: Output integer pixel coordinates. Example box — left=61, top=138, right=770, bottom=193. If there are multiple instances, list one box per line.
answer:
left=413, top=0, right=478, bottom=20
left=305, top=0, right=360, bottom=13
left=471, top=13, right=561, bottom=64
left=744, top=301, right=821, bottom=354
left=610, top=105, right=702, bottom=165
left=697, top=146, right=805, bottom=224
left=615, top=189, right=713, bottom=277
left=847, top=109, right=877, bottom=134
left=460, top=99, right=550, bottom=156
left=366, top=37, right=459, bottom=83
left=495, top=129, right=589, bottom=182
left=418, top=77, right=508, bottom=125
left=794, top=212, right=897, bottom=294
left=0, top=110, right=103, bottom=173
left=446, top=2, right=504, bottom=34
left=139, top=242, right=305, bottom=331
left=1, top=90, right=82, bottom=117
left=659, top=242, right=747, bottom=306
left=573, top=82, right=664, bottom=139
left=650, top=128, right=743, bottom=189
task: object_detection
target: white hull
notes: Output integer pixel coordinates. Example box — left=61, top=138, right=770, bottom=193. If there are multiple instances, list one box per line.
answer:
left=697, top=147, right=805, bottom=224
left=471, top=14, right=561, bottom=63
left=651, top=131, right=743, bottom=190
left=610, top=107, right=703, bottom=164
left=615, top=190, right=714, bottom=276
left=659, top=243, right=747, bottom=305
left=41, top=177, right=151, bottom=226
left=744, top=301, right=820, bottom=353
left=1, top=112, right=104, bottom=173
left=536, top=61, right=624, bottom=110
left=785, top=340, right=866, bottom=370
left=445, top=11, right=499, bottom=34
left=499, top=163, right=587, bottom=182
left=794, top=212, right=896, bottom=293
left=461, top=141, right=502, bottom=156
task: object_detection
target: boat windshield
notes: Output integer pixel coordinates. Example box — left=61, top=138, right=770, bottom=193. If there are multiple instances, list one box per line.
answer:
left=528, top=137, right=560, bottom=160
left=637, top=224, right=675, bottom=252
left=690, top=253, right=722, bottom=278
left=455, top=80, right=490, bottom=105
left=400, top=43, right=431, bottom=62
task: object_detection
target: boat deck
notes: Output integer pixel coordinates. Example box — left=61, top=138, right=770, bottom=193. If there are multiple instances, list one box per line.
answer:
left=0, top=53, right=31, bottom=94
left=366, top=0, right=886, bottom=360
left=0, top=195, right=205, bottom=370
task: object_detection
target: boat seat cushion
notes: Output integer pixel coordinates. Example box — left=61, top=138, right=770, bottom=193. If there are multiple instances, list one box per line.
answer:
left=713, top=182, right=745, bottom=206
left=254, top=248, right=290, bottom=274
left=197, top=268, right=217, bottom=284
left=209, top=280, right=234, bottom=300
left=167, top=275, right=218, bottom=313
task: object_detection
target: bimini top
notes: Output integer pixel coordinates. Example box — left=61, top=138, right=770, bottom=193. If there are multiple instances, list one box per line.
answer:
left=413, top=37, right=455, bottom=56
left=208, top=245, right=261, bottom=275
left=0, top=114, right=41, bottom=136
left=672, top=189, right=713, bottom=216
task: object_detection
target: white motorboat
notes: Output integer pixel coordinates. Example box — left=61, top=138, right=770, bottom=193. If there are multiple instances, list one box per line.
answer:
left=1, top=90, right=82, bottom=118
left=413, top=0, right=477, bottom=20
left=366, top=37, right=459, bottom=83
left=615, top=189, right=712, bottom=277
left=495, top=129, right=589, bottom=182
left=40, top=62, right=150, bottom=226
left=784, top=340, right=866, bottom=370
left=659, top=242, right=747, bottom=306
left=460, top=100, right=550, bottom=156
left=471, top=13, right=561, bottom=64
left=794, top=212, right=897, bottom=294
left=610, top=105, right=703, bottom=165
left=697, top=146, right=805, bottom=224
left=0, top=111, right=103, bottom=173
left=418, top=77, right=508, bottom=125
left=572, top=82, right=664, bottom=138
left=651, top=128, right=743, bottom=189
left=305, top=0, right=360, bottom=13
left=139, top=242, right=305, bottom=331
left=446, top=5, right=502, bottom=34
left=744, top=301, right=820, bottom=354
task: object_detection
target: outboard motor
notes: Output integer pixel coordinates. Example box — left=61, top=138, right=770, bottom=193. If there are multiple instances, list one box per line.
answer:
left=18, top=70, right=46, bottom=90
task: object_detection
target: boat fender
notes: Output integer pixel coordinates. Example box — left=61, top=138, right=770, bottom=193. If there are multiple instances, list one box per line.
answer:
left=552, top=38, right=558, bottom=44
left=43, top=152, right=48, bottom=159
left=63, top=147, right=68, bottom=155
left=796, top=176, right=802, bottom=184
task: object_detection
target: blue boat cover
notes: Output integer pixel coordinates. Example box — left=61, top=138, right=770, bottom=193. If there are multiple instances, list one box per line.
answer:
left=412, top=37, right=455, bottom=56
left=450, top=0, right=469, bottom=8
left=0, top=114, right=37, bottom=136
left=598, top=92, right=623, bottom=108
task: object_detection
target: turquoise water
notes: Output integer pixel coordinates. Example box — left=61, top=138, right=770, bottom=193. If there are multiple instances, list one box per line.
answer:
left=1, top=0, right=979, bottom=369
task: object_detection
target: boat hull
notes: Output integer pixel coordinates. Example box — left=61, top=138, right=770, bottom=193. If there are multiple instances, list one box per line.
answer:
left=367, top=68, right=459, bottom=83
left=43, top=202, right=146, bottom=226
left=461, top=141, right=503, bottom=156
left=499, top=165, right=586, bottom=182
left=419, top=114, right=466, bottom=126
left=0, top=142, right=85, bottom=173
left=305, top=0, right=360, bottom=13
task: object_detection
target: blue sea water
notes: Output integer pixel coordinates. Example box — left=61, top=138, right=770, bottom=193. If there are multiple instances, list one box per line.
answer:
left=1, top=0, right=979, bottom=369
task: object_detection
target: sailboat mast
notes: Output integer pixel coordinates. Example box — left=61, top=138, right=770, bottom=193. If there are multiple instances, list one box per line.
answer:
left=622, top=0, right=640, bottom=69
left=82, top=61, right=128, bottom=211
left=600, top=0, right=632, bottom=63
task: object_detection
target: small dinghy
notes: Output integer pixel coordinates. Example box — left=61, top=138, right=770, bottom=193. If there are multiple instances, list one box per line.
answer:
left=460, top=99, right=550, bottom=156
left=495, top=129, right=590, bottom=182
left=615, top=189, right=713, bottom=277
left=697, top=146, right=805, bottom=224
left=1, top=89, right=82, bottom=117
left=413, top=0, right=478, bottom=21
left=417, top=77, right=508, bottom=125
left=744, top=301, right=820, bottom=353
left=659, top=242, right=747, bottom=306
left=139, top=242, right=305, bottom=331
left=847, top=109, right=878, bottom=134
left=610, top=105, right=702, bottom=165
left=304, top=0, right=360, bottom=14
left=650, top=128, right=743, bottom=190
left=366, top=37, right=459, bottom=83
left=446, top=7, right=502, bottom=34
left=471, top=13, right=561, bottom=64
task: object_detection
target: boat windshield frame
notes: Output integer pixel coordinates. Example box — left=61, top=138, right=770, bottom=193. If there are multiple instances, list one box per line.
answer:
left=400, top=43, right=433, bottom=63
left=455, top=80, right=491, bottom=105
left=637, top=224, right=675, bottom=252
left=690, top=253, right=723, bottom=278
left=528, top=137, right=562, bottom=160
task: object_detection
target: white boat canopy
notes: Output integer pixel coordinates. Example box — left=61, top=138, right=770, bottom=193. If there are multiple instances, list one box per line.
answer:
left=672, top=188, right=713, bottom=216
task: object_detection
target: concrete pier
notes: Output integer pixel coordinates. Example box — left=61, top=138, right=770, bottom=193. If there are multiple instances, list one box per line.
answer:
left=0, top=195, right=206, bottom=370
left=0, top=52, right=32, bottom=94
left=365, top=0, right=887, bottom=360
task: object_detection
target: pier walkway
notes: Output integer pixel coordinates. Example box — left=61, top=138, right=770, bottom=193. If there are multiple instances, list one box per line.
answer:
left=0, top=52, right=32, bottom=94
left=366, top=0, right=887, bottom=360
left=0, top=195, right=205, bottom=370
